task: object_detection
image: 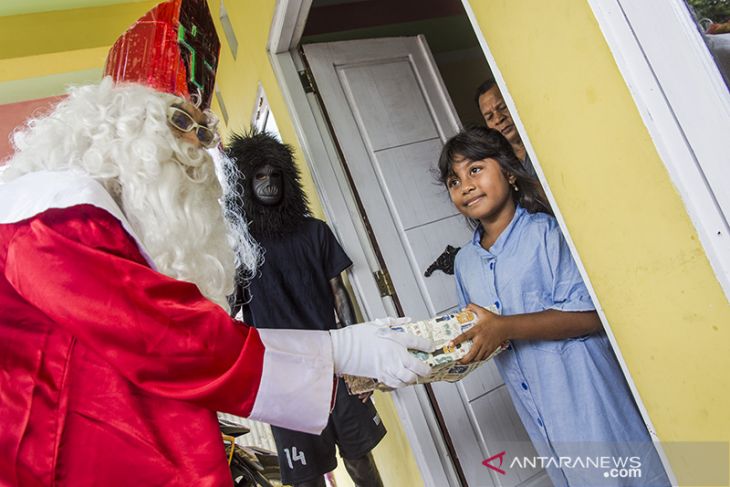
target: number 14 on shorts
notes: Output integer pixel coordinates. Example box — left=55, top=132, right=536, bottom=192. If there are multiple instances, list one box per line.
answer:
left=284, top=447, right=307, bottom=469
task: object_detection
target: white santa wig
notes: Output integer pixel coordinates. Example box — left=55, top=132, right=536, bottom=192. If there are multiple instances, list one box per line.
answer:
left=3, top=77, right=260, bottom=311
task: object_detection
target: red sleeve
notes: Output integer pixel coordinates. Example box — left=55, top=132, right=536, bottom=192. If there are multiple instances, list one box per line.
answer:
left=4, top=204, right=264, bottom=416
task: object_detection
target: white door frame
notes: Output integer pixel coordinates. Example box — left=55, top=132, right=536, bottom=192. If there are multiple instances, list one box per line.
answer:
left=460, top=0, right=680, bottom=483
left=267, top=2, right=460, bottom=486
left=587, top=0, right=730, bottom=302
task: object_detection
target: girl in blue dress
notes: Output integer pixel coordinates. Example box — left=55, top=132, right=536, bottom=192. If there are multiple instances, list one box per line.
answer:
left=439, top=126, right=670, bottom=486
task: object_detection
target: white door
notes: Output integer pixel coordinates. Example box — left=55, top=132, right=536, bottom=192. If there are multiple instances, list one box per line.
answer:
left=303, top=37, right=550, bottom=487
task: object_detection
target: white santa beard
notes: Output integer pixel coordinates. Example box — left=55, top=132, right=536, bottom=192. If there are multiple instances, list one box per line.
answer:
left=118, top=142, right=238, bottom=312
left=4, top=80, right=260, bottom=311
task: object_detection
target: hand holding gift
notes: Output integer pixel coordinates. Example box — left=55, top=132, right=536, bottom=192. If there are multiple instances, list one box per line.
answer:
left=452, top=303, right=511, bottom=364
left=344, top=309, right=508, bottom=394
left=330, top=317, right=434, bottom=389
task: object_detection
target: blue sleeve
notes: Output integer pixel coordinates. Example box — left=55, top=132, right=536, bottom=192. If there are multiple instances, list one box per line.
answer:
left=544, top=223, right=595, bottom=312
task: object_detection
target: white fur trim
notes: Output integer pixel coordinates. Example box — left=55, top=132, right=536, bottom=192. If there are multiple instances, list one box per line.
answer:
left=249, top=328, right=335, bottom=434
left=0, top=170, right=154, bottom=267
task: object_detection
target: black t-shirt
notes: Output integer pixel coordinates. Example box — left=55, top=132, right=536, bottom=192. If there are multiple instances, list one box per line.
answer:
left=243, top=218, right=352, bottom=331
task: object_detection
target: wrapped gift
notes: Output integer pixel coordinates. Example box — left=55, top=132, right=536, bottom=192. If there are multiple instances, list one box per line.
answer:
left=344, top=308, right=506, bottom=394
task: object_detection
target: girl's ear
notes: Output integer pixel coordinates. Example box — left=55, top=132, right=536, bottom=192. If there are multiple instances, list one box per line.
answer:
left=507, top=173, right=519, bottom=193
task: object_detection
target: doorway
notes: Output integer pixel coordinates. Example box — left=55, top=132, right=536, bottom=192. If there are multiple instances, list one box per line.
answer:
left=268, top=1, right=550, bottom=486
left=300, top=0, right=491, bottom=126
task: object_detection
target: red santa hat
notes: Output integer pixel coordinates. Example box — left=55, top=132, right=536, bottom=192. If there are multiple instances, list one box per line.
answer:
left=104, top=0, right=220, bottom=109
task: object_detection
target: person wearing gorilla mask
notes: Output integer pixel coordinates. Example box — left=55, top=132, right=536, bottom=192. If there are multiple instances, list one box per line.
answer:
left=227, top=130, right=388, bottom=487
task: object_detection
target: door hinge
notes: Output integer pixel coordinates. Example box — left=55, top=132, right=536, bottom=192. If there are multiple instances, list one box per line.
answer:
left=298, top=68, right=316, bottom=94
left=373, top=269, right=396, bottom=298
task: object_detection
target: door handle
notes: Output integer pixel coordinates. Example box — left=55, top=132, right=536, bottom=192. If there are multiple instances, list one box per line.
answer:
left=424, top=245, right=460, bottom=277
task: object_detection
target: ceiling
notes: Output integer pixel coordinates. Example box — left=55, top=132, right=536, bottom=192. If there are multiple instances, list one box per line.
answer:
left=0, top=0, right=150, bottom=17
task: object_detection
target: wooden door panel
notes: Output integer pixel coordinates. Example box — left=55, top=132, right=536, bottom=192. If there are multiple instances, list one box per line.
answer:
left=460, top=361, right=504, bottom=402
left=372, top=139, right=456, bottom=230
left=339, top=59, right=439, bottom=150
left=304, top=36, right=546, bottom=487
left=471, top=387, right=543, bottom=485
left=405, top=216, right=472, bottom=315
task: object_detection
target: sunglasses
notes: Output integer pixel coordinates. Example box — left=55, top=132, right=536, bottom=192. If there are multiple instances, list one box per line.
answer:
left=167, top=106, right=219, bottom=148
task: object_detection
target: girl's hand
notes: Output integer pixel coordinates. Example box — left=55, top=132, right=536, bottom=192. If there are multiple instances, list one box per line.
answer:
left=452, top=303, right=508, bottom=364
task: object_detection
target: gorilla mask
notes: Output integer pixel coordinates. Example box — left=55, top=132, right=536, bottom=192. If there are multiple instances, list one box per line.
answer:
left=252, top=163, right=283, bottom=206
left=226, top=128, right=310, bottom=239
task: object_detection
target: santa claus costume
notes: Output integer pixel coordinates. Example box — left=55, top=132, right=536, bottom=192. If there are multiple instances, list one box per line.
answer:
left=0, top=1, right=431, bottom=485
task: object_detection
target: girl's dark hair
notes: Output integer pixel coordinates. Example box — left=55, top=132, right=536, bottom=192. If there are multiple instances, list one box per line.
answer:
left=437, top=126, right=552, bottom=216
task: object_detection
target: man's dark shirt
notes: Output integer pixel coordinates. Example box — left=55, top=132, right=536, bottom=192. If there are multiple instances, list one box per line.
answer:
left=242, top=218, right=352, bottom=331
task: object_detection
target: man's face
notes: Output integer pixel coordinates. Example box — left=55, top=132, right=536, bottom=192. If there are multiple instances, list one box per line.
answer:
left=252, top=163, right=283, bottom=206
left=168, top=100, right=211, bottom=149
left=478, top=86, right=520, bottom=147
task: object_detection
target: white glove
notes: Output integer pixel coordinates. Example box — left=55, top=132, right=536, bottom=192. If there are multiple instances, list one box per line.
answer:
left=329, top=317, right=433, bottom=389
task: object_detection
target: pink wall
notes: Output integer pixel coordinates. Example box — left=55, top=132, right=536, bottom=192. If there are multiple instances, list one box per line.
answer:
left=0, top=96, right=65, bottom=164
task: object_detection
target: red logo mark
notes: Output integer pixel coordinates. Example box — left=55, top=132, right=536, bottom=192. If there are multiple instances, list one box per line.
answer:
left=483, top=451, right=507, bottom=475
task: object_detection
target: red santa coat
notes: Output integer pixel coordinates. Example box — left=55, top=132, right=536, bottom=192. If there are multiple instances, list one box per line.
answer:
left=0, top=171, right=335, bottom=486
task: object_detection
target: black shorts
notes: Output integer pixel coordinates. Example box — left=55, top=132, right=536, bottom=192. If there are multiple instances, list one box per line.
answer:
left=271, top=377, right=386, bottom=484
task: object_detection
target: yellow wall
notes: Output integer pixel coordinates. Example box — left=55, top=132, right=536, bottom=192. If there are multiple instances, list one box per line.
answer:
left=469, top=0, right=730, bottom=481
left=0, top=47, right=108, bottom=104
left=0, top=2, right=158, bottom=60
left=0, top=1, right=157, bottom=103
left=206, top=0, right=328, bottom=225
left=207, top=1, right=424, bottom=485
